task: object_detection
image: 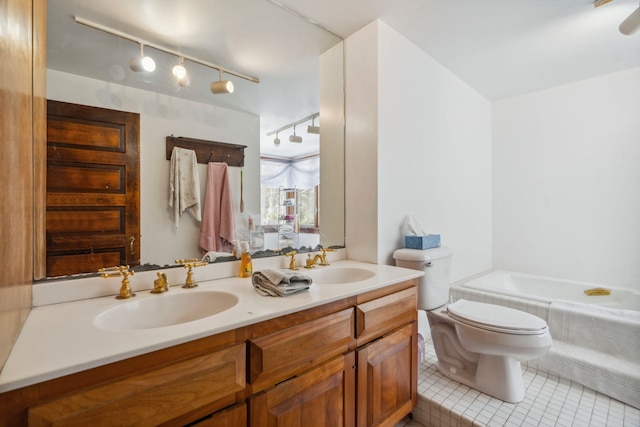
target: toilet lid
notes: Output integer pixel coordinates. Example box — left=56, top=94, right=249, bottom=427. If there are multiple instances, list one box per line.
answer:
left=447, top=299, right=548, bottom=335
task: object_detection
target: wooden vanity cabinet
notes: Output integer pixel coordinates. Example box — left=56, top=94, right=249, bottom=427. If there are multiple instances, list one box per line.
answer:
left=1, top=279, right=418, bottom=427
left=355, top=283, right=418, bottom=427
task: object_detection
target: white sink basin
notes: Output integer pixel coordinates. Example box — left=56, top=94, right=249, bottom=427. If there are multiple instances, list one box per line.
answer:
left=94, top=291, right=238, bottom=331
left=306, top=267, right=375, bottom=284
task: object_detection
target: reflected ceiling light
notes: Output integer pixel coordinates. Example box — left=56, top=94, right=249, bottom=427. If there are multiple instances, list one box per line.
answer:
left=307, top=117, right=320, bottom=134
left=172, top=57, right=190, bottom=87
left=289, top=126, right=303, bottom=143
left=74, top=16, right=259, bottom=92
left=129, top=43, right=156, bottom=72
left=274, top=133, right=281, bottom=146
left=620, top=3, right=640, bottom=35
left=210, top=69, right=234, bottom=94
left=266, top=113, right=319, bottom=141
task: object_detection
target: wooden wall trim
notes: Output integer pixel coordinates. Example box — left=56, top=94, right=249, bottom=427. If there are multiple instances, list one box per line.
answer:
left=33, top=0, right=47, bottom=279
left=0, top=0, right=45, bottom=370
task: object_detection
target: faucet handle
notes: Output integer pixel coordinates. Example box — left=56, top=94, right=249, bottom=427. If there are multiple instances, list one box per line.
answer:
left=99, top=265, right=135, bottom=299
left=285, top=251, right=298, bottom=270
left=176, top=259, right=207, bottom=288
left=320, top=247, right=336, bottom=266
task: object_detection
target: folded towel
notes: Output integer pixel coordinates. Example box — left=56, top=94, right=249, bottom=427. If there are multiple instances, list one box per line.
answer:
left=252, top=269, right=312, bottom=297
left=201, top=251, right=234, bottom=263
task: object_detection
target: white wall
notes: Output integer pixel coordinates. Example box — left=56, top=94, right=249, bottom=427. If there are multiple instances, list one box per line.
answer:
left=346, top=21, right=493, bottom=282
left=47, top=70, right=260, bottom=267
left=493, top=67, right=640, bottom=289
left=345, top=22, right=380, bottom=263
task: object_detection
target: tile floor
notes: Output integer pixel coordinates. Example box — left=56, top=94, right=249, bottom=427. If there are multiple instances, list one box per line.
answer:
left=402, top=336, right=640, bottom=427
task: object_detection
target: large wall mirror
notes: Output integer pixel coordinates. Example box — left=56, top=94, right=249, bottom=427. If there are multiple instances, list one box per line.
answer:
left=43, top=0, right=344, bottom=279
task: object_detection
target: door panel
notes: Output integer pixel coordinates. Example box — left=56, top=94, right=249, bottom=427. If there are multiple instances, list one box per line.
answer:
left=46, top=100, right=140, bottom=277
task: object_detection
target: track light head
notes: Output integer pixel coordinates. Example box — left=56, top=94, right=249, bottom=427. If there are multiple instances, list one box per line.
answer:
left=172, top=58, right=190, bottom=87
left=129, top=44, right=155, bottom=72
left=274, top=136, right=281, bottom=146
left=307, top=117, right=320, bottom=134
left=210, top=80, right=234, bottom=94
left=210, top=69, right=234, bottom=94
left=620, top=5, right=640, bottom=35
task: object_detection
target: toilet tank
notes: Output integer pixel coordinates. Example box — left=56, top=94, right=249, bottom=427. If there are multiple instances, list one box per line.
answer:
left=393, top=246, right=453, bottom=310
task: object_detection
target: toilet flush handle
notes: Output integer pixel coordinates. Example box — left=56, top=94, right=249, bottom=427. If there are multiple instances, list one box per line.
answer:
left=425, top=262, right=432, bottom=267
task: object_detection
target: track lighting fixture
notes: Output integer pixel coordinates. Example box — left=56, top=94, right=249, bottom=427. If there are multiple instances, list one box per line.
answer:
left=266, top=113, right=319, bottom=143
left=620, top=2, right=640, bottom=35
left=307, top=117, right=320, bottom=134
left=129, top=43, right=156, bottom=72
left=74, top=16, right=259, bottom=94
left=210, top=69, right=235, bottom=94
left=289, top=126, right=303, bottom=143
left=274, top=133, right=281, bottom=146
left=172, top=57, right=190, bottom=87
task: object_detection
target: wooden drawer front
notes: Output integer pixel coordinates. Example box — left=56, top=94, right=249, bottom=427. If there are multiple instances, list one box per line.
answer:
left=249, top=352, right=356, bottom=426
left=355, top=287, right=417, bottom=345
left=357, top=323, right=417, bottom=427
left=249, top=308, right=355, bottom=393
left=28, top=344, right=246, bottom=427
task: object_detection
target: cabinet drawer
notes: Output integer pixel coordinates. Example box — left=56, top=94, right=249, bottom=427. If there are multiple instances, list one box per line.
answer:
left=249, top=308, right=355, bottom=393
left=28, top=344, right=246, bottom=427
left=355, top=286, right=417, bottom=346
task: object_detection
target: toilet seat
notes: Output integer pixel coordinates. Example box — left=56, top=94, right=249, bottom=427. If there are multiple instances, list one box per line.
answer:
left=447, top=299, right=548, bottom=335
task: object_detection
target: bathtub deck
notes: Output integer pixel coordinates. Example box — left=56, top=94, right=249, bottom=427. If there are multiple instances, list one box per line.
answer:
left=408, top=336, right=640, bottom=427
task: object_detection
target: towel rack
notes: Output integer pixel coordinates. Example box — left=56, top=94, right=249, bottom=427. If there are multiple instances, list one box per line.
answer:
left=166, top=135, right=247, bottom=167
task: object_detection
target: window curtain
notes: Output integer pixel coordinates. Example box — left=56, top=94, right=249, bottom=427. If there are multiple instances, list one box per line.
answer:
left=261, top=156, right=319, bottom=189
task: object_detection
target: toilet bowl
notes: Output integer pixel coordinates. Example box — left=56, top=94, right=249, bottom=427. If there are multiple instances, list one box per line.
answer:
left=427, top=299, right=552, bottom=402
left=393, top=247, right=552, bottom=403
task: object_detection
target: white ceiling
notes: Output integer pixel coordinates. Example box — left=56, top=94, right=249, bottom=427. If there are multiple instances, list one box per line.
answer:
left=289, top=0, right=640, bottom=100
left=48, top=0, right=640, bottom=158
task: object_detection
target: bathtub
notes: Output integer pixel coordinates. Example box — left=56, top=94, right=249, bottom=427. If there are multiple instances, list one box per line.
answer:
left=449, top=270, right=640, bottom=409
left=460, top=270, right=640, bottom=310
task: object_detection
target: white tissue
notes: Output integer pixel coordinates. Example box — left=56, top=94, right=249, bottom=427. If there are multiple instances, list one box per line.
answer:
left=403, top=215, right=426, bottom=236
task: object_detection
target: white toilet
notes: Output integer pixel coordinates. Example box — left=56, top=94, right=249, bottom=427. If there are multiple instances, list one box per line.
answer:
left=393, top=247, right=552, bottom=403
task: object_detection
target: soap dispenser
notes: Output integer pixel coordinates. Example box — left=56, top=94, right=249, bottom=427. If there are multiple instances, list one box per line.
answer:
left=239, top=241, right=253, bottom=278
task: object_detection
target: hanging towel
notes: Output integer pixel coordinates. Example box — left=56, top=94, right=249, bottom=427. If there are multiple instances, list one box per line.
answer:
left=169, top=147, right=201, bottom=227
left=199, top=162, right=235, bottom=252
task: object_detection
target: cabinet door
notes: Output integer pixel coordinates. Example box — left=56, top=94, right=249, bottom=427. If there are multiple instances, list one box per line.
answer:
left=249, top=352, right=355, bottom=427
left=189, top=403, right=246, bottom=426
left=357, top=323, right=417, bottom=427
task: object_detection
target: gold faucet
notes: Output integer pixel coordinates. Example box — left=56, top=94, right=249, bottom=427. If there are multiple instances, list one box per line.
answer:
left=285, top=251, right=298, bottom=270
left=304, top=253, right=323, bottom=269
left=99, top=265, right=135, bottom=299
left=304, top=247, right=338, bottom=269
left=150, top=272, right=169, bottom=294
left=176, top=258, right=207, bottom=288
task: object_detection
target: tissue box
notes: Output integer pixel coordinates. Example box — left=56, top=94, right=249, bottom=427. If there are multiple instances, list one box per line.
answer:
left=405, top=234, right=441, bottom=250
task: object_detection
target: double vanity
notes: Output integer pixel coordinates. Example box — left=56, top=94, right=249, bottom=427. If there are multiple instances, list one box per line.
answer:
left=0, top=255, right=423, bottom=426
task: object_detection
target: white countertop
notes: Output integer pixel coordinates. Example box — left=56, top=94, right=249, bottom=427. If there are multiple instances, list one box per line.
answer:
left=0, top=259, right=423, bottom=393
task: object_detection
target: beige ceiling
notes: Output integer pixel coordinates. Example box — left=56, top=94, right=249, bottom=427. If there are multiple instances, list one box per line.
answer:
left=47, top=0, right=640, bottom=158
